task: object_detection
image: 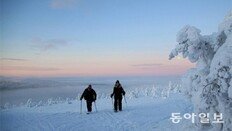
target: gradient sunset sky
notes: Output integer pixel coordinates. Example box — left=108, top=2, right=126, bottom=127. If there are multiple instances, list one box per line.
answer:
left=1, top=0, right=231, bottom=77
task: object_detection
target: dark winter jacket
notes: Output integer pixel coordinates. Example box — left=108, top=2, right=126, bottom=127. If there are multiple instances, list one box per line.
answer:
left=111, top=84, right=125, bottom=99
left=80, top=88, right=97, bottom=101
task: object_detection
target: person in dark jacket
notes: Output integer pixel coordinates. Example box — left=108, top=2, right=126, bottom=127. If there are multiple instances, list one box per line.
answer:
left=111, top=80, right=126, bottom=112
left=80, top=85, right=97, bottom=113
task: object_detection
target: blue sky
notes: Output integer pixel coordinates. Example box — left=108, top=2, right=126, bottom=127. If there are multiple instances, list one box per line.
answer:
left=1, top=0, right=231, bottom=77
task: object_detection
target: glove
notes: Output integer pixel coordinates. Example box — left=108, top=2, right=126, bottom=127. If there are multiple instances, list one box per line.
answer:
left=80, top=98, right=82, bottom=101
left=110, top=94, right=113, bottom=98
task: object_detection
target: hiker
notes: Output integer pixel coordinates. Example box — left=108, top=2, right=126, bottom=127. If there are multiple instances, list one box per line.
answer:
left=80, top=85, right=97, bottom=113
left=110, top=80, right=126, bottom=112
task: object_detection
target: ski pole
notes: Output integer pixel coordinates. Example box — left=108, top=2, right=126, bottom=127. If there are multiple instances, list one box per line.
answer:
left=111, top=97, right=114, bottom=110
left=80, top=100, right=82, bottom=114
left=94, top=101, right=98, bottom=112
left=124, top=95, right=127, bottom=108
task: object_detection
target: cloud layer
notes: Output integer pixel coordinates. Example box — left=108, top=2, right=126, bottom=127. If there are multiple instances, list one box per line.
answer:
left=1, top=65, right=60, bottom=71
left=0, top=58, right=28, bottom=61
left=131, top=63, right=163, bottom=67
left=31, top=37, right=68, bottom=52
left=51, top=0, right=79, bottom=9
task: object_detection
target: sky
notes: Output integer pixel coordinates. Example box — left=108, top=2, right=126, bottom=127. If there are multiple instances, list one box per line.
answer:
left=0, top=0, right=231, bottom=77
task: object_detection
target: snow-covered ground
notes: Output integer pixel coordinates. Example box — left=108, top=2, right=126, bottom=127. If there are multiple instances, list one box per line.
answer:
left=1, top=93, right=194, bottom=131
left=1, top=76, right=194, bottom=130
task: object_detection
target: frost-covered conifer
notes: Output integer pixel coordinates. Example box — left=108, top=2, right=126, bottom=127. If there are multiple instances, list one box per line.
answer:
left=169, top=11, right=232, bottom=131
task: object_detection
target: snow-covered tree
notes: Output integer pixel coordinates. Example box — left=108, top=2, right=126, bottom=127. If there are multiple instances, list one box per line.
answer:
left=169, top=11, right=232, bottom=131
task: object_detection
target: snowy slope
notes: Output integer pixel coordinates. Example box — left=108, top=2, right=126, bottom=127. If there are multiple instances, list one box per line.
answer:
left=1, top=94, right=193, bottom=131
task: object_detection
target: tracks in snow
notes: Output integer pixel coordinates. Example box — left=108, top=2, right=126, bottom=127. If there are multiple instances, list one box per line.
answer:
left=1, top=95, right=192, bottom=131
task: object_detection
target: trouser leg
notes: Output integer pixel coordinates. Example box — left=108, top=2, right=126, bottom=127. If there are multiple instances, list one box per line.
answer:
left=119, top=98, right=122, bottom=111
left=114, top=99, right=118, bottom=111
left=86, top=101, right=92, bottom=112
